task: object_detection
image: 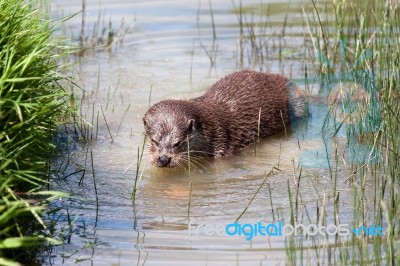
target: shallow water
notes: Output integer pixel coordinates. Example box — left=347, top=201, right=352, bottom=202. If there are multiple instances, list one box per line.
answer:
left=45, top=0, right=377, bottom=265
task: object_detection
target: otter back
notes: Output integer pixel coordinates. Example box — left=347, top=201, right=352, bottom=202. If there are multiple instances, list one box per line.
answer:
left=143, top=70, right=307, bottom=167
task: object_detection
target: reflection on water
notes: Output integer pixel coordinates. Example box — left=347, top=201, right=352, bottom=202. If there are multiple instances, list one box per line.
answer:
left=45, top=0, right=375, bottom=265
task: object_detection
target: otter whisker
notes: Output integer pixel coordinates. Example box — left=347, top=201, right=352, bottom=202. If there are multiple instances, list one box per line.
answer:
left=182, top=155, right=208, bottom=172
left=179, top=155, right=209, bottom=173
left=137, top=159, right=150, bottom=184
left=181, top=150, right=215, bottom=156
left=188, top=159, right=208, bottom=173
left=124, top=153, right=150, bottom=173
left=179, top=157, right=199, bottom=172
left=123, top=161, right=136, bottom=174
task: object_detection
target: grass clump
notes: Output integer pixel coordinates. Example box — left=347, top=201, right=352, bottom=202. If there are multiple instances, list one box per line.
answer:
left=0, top=0, right=69, bottom=264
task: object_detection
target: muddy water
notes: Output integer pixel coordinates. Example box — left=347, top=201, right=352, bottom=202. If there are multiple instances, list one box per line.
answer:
left=46, top=0, right=364, bottom=265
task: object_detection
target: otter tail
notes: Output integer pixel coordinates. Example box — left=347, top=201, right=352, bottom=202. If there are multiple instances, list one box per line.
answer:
left=286, top=80, right=309, bottom=119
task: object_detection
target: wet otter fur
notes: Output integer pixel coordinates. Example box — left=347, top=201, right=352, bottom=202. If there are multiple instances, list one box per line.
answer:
left=143, top=70, right=307, bottom=167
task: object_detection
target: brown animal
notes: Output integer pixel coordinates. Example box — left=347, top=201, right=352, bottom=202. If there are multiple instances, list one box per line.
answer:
left=143, top=70, right=307, bottom=167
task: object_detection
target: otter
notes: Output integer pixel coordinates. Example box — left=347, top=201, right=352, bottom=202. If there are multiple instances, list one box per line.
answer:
left=143, top=70, right=307, bottom=167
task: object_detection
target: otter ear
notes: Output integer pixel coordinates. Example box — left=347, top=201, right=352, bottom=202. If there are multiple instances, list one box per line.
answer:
left=143, top=117, right=149, bottom=131
left=185, top=119, right=195, bottom=134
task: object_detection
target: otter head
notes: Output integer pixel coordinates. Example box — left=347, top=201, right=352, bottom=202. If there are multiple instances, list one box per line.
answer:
left=143, top=100, right=203, bottom=168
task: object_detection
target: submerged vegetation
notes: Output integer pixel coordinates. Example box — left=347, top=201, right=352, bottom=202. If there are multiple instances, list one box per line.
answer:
left=0, top=0, right=69, bottom=264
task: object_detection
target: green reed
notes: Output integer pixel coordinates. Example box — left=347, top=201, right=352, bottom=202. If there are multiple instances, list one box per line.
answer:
left=75, top=0, right=133, bottom=56
left=232, top=0, right=295, bottom=70
left=287, top=0, right=400, bottom=264
left=131, top=137, right=146, bottom=204
left=0, top=0, right=70, bottom=264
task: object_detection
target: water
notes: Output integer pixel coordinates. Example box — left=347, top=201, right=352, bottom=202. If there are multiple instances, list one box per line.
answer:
left=45, top=0, right=370, bottom=265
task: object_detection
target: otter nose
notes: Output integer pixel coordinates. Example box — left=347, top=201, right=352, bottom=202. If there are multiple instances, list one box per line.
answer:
left=158, top=155, right=171, bottom=167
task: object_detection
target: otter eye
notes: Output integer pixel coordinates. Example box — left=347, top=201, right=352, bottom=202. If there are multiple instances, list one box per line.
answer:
left=173, top=141, right=182, bottom=147
left=151, top=138, right=159, bottom=146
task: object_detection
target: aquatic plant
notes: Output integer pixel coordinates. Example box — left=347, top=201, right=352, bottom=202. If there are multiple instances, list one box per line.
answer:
left=0, top=0, right=69, bottom=264
left=284, top=0, right=400, bottom=264
left=232, top=0, right=399, bottom=263
left=74, top=0, right=133, bottom=56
